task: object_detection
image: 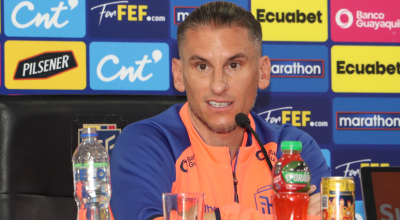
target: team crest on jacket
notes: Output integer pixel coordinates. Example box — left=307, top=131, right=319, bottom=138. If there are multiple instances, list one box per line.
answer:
left=254, top=185, right=274, bottom=215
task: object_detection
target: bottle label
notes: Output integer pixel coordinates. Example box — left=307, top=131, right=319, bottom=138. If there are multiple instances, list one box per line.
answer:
left=281, top=161, right=310, bottom=184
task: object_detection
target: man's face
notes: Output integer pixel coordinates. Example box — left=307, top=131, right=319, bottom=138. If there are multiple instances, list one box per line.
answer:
left=173, top=26, right=270, bottom=134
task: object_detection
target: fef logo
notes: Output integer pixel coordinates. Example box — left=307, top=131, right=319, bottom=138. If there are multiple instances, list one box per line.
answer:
left=251, top=0, right=327, bottom=42
left=332, top=149, right=399, bottom=200
left=262, top=45, right=328, bottom=92
left=90, top=42, right=169, bottom=91
left=333, top=98, right=400, bottom=145
left=331, top=0, right=400, bottom=42
left=254, top=97, right=331, bottom=144
left=332, top=46, right=400, bottom=93
left=5, top=0, right=85, bottom=38
left=170, top=0, right=248, bottom=39
left=271, top=59, right=324, bottom=78
left=254, top=185, right=273, bottom=214
left=89, top=0, right=168, bottom=39
left=5, top=41, right=86, bottom=90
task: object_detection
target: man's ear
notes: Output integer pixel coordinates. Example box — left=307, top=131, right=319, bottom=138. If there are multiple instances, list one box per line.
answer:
left=172, top=58, right=185, bottom=92
left=258, top=55, right=271, bottom=90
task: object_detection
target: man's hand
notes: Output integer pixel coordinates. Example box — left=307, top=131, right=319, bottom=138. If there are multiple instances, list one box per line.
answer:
left=307, top=185, right=321, bottom=215
left=203, top=211, right=216, bottom=220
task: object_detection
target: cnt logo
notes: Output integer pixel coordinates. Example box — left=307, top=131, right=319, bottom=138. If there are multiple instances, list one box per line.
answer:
left=91, top=1, right=166, bottom=26
left=335, top=8, right=400, bottom=30
left=90, top=42, right=169, bottom=91
left=5, top=0, right=85, bottom=37
left=270, top=59, right=324, bottom=78
left=14, top=51, right=77, bottom=80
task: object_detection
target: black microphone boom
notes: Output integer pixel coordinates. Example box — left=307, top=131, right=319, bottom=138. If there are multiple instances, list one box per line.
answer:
left=235, top=113, right=273, bottom=171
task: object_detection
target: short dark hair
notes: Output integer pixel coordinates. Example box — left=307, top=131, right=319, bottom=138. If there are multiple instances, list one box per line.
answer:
left=177, top=1, right=262, bottom=54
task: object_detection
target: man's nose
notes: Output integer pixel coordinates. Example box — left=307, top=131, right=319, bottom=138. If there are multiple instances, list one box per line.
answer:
left=210, top=68, right=228, bottom=94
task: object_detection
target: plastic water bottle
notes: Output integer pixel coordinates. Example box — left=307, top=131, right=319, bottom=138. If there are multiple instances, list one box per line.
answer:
left=272, top=141, right=311, bottom=220
left=72, top=127, right=111, bottom=220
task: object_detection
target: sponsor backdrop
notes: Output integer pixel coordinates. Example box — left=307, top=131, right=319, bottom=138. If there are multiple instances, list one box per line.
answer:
left=1, top=0, right=399, bottom=219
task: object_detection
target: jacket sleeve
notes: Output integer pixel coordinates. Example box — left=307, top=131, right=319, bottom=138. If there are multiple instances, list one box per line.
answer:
left=219, top=203, right=320, bottom=220
left=110, top=122, right=176, bottom=220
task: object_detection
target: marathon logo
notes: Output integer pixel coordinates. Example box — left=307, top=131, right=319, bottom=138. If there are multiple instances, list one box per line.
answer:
left=174, top=6, right=197, bottom=25
left=271, top=59, right=324, bottom=78
left=337, top=61, right=400, bottom=75
left=337, top=112, right=400, bottom=130
left=14, top=51, right=77, bottom=79
left=256, top=10, right=323, bottom=24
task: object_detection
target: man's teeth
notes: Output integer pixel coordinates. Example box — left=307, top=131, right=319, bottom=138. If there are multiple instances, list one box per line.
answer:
left=209, top=101, right=232, bottom=107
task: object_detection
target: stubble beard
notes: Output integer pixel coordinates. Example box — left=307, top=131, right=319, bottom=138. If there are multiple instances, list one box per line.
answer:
left=188, top=91, right=258, bottom=134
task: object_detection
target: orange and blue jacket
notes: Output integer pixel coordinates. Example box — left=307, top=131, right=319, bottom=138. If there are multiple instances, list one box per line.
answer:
left=110, top=103, right=331, bottom=220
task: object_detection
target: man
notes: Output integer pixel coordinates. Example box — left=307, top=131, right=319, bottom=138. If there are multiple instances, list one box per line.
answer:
left=110, top=2, right=330, bottom=220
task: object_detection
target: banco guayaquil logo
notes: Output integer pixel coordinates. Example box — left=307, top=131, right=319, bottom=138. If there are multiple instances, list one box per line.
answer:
left=335, top=8, right=400, bottom=31
left=89, top=0, right=168, bottom=39
left=90, top=42, right=169, bottom=91
left=5, top=0, right=86, bottom=38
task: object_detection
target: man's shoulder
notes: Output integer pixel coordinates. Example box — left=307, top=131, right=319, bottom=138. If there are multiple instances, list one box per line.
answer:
left=114, top=103, right=190, bottom=159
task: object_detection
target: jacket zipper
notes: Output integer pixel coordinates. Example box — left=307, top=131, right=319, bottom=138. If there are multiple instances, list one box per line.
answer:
left=231, top=149, right=240, bottom=203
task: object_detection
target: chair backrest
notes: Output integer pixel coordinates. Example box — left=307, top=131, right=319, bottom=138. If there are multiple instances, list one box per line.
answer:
left=0, top=95, right=186, bottom=220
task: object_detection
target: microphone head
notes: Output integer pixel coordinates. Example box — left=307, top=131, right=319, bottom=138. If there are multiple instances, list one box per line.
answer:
left=235, top=113, right=250, bottom=128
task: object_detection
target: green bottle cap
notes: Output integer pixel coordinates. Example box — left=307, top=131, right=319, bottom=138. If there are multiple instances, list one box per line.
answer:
left=281, top=141, right=302, bottom=151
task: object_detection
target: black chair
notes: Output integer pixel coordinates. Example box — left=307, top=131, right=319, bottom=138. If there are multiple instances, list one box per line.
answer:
left=0, top=95, right=186, bottom=220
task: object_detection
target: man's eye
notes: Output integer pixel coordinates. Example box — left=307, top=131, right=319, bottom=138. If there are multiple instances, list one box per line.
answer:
left=229, top=62, right=240, bottom=69
left=198, top=64, right=208, bottom=70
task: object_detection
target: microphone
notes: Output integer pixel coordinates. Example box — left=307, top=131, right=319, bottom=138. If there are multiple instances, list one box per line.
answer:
left=235, top=113, right=273, bottom=171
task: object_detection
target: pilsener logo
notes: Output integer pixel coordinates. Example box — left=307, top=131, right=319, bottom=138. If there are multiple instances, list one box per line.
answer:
left=89, top=0, right=168, bottom=39
left=90, top=42, right=169, bottom=91
left=251, top=0, right=327, bottom=42
left=174, top=7, right=197, bottom=25
left=5, top=0, right=85, bottom=38
left=332, top=46, right=400, bottom=93
left=14, top=51, right=77, bottom=80
left=5, top=40, right=86, bottom=90
left=337, top=112, right=400, bottom=130
left=271, top=59, right=324, bottom=78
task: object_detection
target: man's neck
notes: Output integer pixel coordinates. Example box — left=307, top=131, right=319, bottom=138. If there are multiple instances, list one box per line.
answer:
left=188, top=111, right=245, bottom=161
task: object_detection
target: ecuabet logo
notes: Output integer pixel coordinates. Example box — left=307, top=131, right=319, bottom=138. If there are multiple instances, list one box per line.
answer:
left=254, top=97, right=331, bottom=144
left=333, top=98, right=400, bottom=145
left=271, top=59, right=324, bottom=78
left=331, top=46, right=400, bottom=93
left=251, top=0, right=327, bottom=42
left=5, top=0, right=85, bottom=38
left=5, top=40, right=86, bottom=90
left=89, top=0, right=167, bottom=39
left=90, top=42, right=169, bottom=91
left=331, top=0, right=400, bottom=42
